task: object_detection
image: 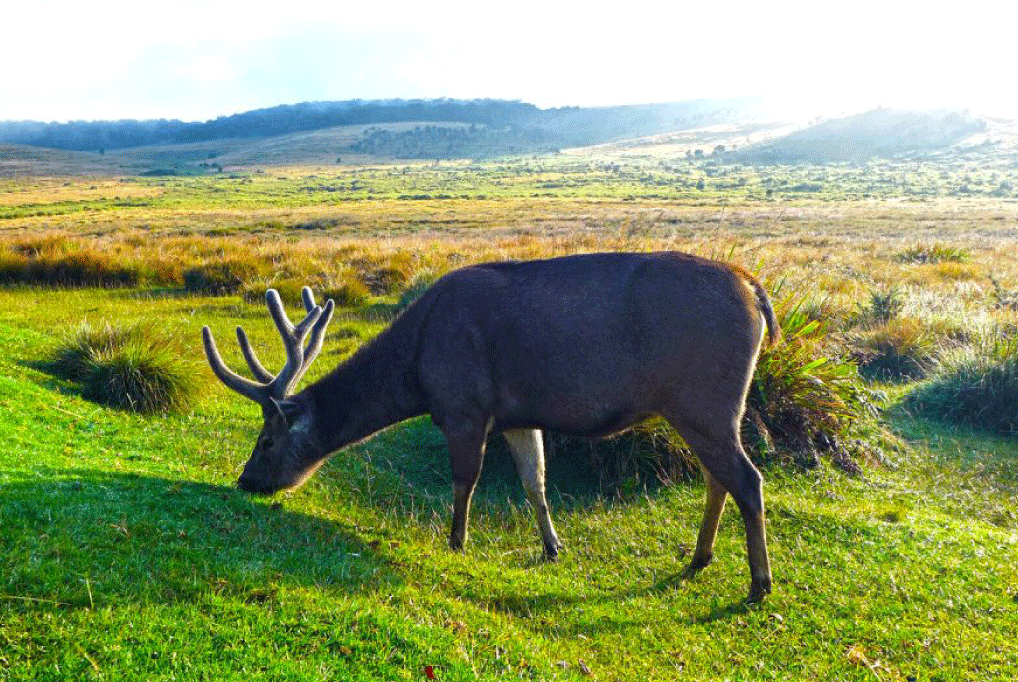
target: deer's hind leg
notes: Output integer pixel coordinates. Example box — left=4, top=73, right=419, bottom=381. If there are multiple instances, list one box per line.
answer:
left=665, top=410, right=772, bottom=602
left=504, top=428, right=562, bottom=560
left=685, top=467, right=729, bottom=574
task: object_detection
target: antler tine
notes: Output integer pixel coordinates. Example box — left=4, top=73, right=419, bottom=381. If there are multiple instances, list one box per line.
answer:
left=235, top=326, right=274, bottom=384
left=291, top=297, right=335, bottom=388
left=201, top=326, right=271, bottom=405
left=300, top=286, right=317, bottom=313
left=264, top=289, right=323, bottom=399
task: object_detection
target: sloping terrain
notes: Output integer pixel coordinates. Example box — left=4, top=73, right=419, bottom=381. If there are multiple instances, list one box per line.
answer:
left=733, top=108, right=989, bottom=164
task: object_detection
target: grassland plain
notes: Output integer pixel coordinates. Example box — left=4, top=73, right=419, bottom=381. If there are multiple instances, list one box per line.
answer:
left=1, top=159, right=1018, bottom=681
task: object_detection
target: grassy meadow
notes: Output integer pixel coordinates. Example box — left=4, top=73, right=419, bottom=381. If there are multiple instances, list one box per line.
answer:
left=1, top=149, right=1018, bottom=680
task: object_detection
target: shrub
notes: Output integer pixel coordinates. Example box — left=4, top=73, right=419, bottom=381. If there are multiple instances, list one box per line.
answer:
left=46, top=322, right=202, bottom=414
left=905, top=338, right=1018, bottom=435
left=853, top=318, right=939, bottom=382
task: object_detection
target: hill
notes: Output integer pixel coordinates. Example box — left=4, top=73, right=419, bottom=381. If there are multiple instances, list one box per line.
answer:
left=732, top=108, right=988, bottom=164
left=0, top=97, right=766, bottom=159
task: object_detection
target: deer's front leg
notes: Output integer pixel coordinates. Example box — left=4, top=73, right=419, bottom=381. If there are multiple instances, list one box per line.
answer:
left=444, top=422, right=489, bottom=552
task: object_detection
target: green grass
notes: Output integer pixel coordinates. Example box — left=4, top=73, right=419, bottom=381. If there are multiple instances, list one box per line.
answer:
left=2, top=288, right=1017, bottom=680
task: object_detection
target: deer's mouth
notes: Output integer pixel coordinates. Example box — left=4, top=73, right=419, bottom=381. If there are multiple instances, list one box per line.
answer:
left=237, top=476, right=278, bottom=495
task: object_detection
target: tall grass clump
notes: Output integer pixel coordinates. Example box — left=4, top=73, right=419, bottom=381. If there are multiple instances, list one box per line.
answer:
left=240, top=273, right=371, bottom=308
left=905, top=337, right=1018, bottom=435
left=853, top=317, right=940, bottom=382
left=183, top=259, right=265, bottom=295
left=0, top=249, right=141, bottom=287
left=862, top=285, right=905, bottom=323
left=46, top=322, right=203, bottom=414
left=393, top=269, right=443, bottom=315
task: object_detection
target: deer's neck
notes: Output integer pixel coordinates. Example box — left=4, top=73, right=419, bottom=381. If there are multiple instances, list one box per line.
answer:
left=303, top=320, right=426, bottom=455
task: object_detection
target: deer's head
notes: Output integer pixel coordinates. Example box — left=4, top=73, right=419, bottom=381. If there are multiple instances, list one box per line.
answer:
left=202, top=287, right=335, bottom=494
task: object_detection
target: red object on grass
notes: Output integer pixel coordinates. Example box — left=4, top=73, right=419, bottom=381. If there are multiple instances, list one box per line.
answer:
left=424, top=665, right=436, bottom=679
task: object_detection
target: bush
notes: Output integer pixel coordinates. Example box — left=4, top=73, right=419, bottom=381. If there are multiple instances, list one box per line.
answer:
left=321, top=278, right=372, bottom=308
left=393, top=270, right=442, bottom=315
left=46, top=322, right=203, bottom=414
left=905, top=338, right=1018, bottom=435
left=46, top=323, right=142, bottom=382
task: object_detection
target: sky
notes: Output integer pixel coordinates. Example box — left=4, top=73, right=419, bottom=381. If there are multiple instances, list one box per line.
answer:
left=4, top=0, right=1017, bottom=122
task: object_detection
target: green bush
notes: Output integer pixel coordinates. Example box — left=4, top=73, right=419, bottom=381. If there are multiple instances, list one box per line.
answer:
left=46, top=322, right=203, bottom=414
left=322, top=278, right=371, bottom=308
left=393, top=270, right=442, bottom=315
left=905, top=338, right=1018, bottom=435
left=45, top=322, right=143, bottom=382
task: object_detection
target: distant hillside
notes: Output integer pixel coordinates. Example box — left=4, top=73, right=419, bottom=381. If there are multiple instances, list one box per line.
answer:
left=0, top=97, right=766, bottom=158
left=733, top=108, right=987, bottom=164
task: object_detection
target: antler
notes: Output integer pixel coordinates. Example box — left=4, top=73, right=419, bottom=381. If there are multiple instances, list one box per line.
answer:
left=202, top=287, right=336, bottom=405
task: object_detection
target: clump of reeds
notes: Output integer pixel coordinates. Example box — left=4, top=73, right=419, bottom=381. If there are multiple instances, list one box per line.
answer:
left=183, top=259, right=265, bottom=295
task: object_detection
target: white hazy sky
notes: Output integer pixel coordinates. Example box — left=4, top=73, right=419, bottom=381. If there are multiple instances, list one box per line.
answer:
left=3, top=0, right=1017, bottom=122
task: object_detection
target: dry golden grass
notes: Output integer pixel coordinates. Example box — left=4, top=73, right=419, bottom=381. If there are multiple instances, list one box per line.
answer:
left=2, top=164, right=1017, bottom=351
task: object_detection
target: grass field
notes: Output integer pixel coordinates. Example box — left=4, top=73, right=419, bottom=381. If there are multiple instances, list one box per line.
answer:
left=1, top=146, right=1017, bottom=680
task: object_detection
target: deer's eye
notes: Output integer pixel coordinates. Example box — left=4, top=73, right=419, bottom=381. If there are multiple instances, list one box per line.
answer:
left=262, top=437, right=274, bottom=449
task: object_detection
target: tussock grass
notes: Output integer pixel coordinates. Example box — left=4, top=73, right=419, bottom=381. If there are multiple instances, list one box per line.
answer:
left=0, top=248, right=141, bottom=287
left=854, top=317, right=940, bottom=382
left=862, top=285, right=905, bottom=323
left=46, top=321, right=203, bottom=414
left=183, top=259, right=266, bottom=295
left=393, top=269, right=443, bottom=315
left=906, top=337, right=1018, bottom=435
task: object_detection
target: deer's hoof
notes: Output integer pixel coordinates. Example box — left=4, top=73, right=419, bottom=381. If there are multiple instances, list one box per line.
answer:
left=747, top=577, right=772, bottom=603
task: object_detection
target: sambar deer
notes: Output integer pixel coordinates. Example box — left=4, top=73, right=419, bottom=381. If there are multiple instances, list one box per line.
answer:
left=202, top=251, right=780, bottom=601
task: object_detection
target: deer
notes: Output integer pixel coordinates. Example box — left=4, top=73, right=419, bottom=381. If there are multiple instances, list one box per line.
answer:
left=201, top=251, right=780, bottom=601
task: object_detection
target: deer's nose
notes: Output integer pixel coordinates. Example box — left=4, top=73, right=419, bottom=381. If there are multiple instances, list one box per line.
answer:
left=237, top=475, right=267, bottom=494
